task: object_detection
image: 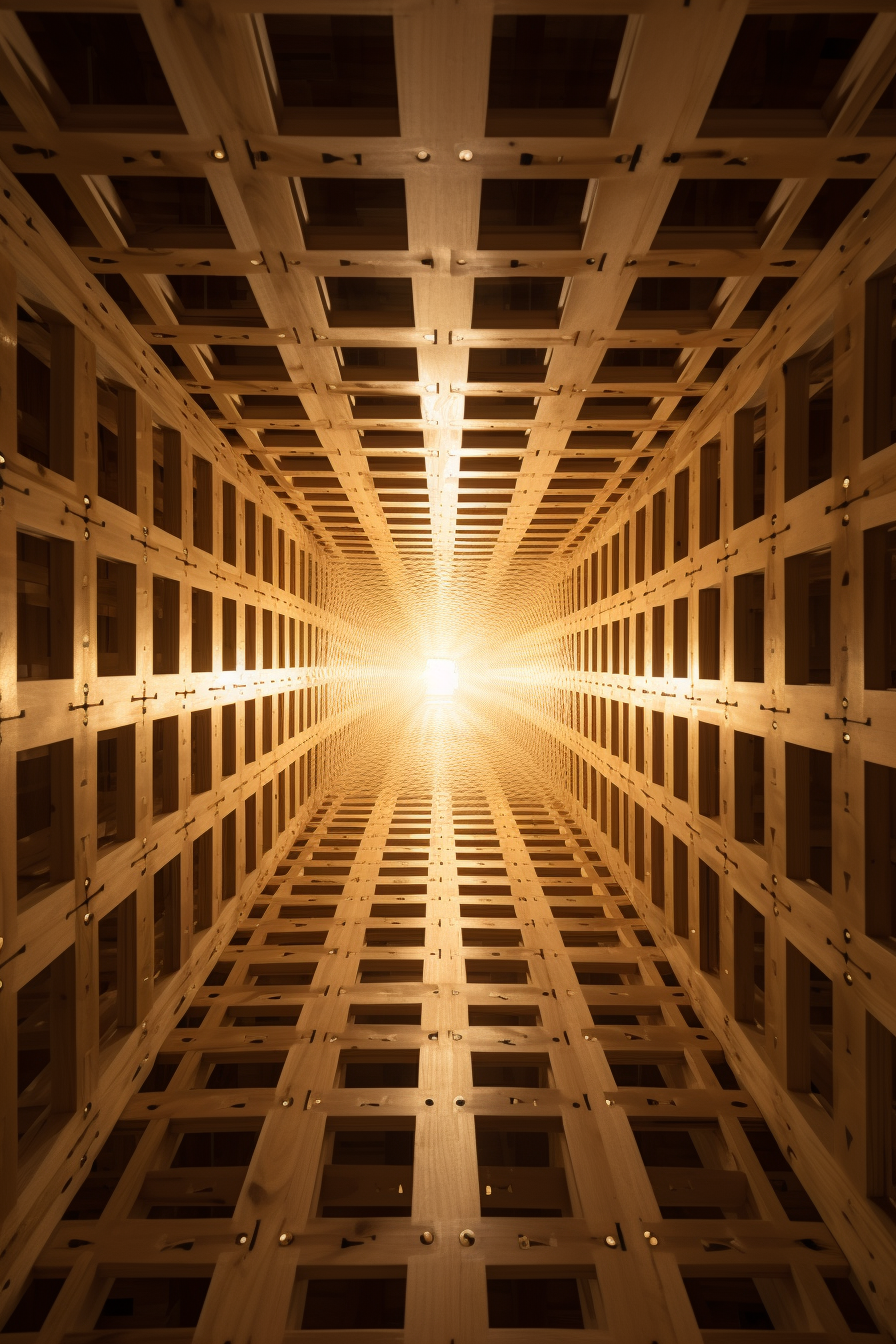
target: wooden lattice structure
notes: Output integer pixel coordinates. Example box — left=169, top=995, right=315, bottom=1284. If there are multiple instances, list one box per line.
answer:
left=0, top=0, right=895, bottom=1340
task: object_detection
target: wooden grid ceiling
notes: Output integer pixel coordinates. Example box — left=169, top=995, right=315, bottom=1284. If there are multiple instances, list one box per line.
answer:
left=4, top=4, right=896, bottom=1337
left=2, top=0, right=894, bottom=604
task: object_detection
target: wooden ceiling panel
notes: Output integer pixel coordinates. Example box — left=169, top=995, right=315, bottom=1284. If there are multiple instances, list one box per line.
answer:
left=0, top=0, right=892, bottom=617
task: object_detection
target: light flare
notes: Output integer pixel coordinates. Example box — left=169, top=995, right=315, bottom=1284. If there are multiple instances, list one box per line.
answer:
left=425, top=658, right=458, bottom=696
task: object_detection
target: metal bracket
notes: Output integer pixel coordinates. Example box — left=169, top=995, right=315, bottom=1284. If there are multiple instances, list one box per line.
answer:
left=826, top=937, right=871, bottom=981
left=0, top=467, right=29, bottom=495
left=131, top=842, right=159, bottom=869
left=0, top=942, right=26, bottom=976
left=67, top=880, right=105, bottom=921
left=758, top=523, right=790, bottom=543
left=69, top=684, right=104, bottom=720
left=65, top=504, right=104, bottom=529
left=130, top=532, right=160, bottom=552
left=131, top=690, right=158, bottom=716
left=825, top=488, right=869, bottom=515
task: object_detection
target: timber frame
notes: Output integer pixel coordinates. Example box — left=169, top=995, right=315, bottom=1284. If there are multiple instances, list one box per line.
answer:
left=0, top=1, right=895, bottom=1341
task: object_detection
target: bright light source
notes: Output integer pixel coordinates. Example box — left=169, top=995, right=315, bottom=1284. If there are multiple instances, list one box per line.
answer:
left=425, top=658, right=458, bottom=696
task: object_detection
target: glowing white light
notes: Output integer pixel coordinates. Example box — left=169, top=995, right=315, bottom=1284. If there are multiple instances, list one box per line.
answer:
left=425, top=658, right=458, bottom=696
